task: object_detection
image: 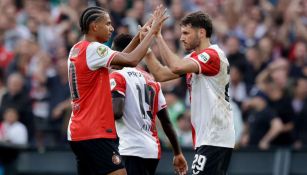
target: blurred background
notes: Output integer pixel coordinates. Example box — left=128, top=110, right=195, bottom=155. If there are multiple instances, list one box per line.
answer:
left=0, top=0, right=306, bottom=174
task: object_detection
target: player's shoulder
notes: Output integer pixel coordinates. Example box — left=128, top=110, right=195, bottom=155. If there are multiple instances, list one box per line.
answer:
left=208, top=45, right=229, bottom=63
left=110, top=69, right=123, bottom=76
left=87, top=42, right=113, bottom=56
left=195, top=44, right=229, bottom=64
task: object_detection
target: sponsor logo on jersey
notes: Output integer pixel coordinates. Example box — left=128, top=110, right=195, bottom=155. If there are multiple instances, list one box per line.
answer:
left=97, top=45, right=108, bottom=57
left=198, top=52, right=210, bottom=64
left=110, top=79, right=116, bottom=90
left=112, top=152, right=121, bottom=165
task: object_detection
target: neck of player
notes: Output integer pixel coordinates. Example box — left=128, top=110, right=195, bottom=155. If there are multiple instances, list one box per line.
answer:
left=195, top=38, right=211, bottom=54
left=84, top=34, right=104, bottom=43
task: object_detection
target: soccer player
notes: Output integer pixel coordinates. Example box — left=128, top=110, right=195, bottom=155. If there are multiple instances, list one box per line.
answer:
left=145, top=11, right=235, bottom=175
left=67, top=6, right=167, bottom=175
left=109, top=34, right=188, bottom=175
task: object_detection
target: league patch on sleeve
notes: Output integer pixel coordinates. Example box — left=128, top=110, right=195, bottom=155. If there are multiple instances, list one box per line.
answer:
left=198, top=52, right=210, bottom=64
left=110, top=78, right=116, bottom=90
left=97, top=45, right=108, bottom=57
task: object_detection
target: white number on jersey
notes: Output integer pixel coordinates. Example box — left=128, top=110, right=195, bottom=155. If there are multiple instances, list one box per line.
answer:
left=136, top=84, right=155, bottom=120
left=192, top=154, right=207, bottom=174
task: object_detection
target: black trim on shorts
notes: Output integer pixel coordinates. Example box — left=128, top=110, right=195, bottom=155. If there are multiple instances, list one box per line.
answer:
left=191, top=145, right=233, bottom=175
left=69, top=138, right=125, bottom=175
left=121, top=155, right=159, bottom=175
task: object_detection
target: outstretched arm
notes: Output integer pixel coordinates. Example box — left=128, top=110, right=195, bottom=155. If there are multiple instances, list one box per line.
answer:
left=145, top=50, right=179, bottom=82
left=122, top=17, right=153, bottom=53
left=121, top=32, right=140, bottom=53
left=111, top=5, right=168, bottom=67
left=155, top=34, right=199, bottom=75
left=157, top=108, right=188, bottom=175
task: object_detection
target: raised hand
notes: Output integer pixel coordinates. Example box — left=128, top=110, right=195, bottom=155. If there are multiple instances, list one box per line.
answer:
left=150, top=4, right=168, bottom=35
left=173, top=153, right=188, bottom=175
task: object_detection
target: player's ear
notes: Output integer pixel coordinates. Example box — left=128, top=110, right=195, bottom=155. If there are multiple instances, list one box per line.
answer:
left=90, top=22, right=98, bottom=32
left=199, top=28, right=206, bottom=38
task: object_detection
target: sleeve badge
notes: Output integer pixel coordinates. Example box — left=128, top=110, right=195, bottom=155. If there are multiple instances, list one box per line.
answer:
left=97, top=45, right=108, bottom=57
left=198, top=52, right=210, bottom=64
left=110, top=78, right=116, bottom=90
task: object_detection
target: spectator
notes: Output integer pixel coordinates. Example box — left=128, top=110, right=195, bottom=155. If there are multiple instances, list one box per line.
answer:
left=292, top=77, right=307, bottom=149
left=0, top=73, right=33, bottom=142
left=240, top=93, right=283, bottom=150
left=229, top=65, right=248, bottom=107
left=0, top=108, right=27, bottom=175
left=0, top=108, right=28, bottom=145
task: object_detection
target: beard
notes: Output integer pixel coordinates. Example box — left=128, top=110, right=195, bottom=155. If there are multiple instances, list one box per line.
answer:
left=183, top=34, right=201, bottom=52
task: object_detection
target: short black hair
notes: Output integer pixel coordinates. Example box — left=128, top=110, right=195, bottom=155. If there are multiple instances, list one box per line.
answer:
left=180, top=11, right=213, bottom=38
left=112, top=34, right=133, bottom=51
left=79, top=6, right=107, bottom=34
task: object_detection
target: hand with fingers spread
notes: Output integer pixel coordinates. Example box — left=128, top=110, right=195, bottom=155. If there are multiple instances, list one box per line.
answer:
left=173, top=153, right=188, bottom=175
left=150, top=4, right=168, bottom=35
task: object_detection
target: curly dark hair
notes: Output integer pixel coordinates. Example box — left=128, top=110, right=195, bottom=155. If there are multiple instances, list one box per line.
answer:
left=180, top=11, right=213, bottom=38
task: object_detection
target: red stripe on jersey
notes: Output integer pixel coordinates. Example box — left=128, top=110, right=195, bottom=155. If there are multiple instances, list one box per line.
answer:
left=186, top=73, right=192, bottom=102
left=142, top=71, right=162, bottom=159
left=109, top=72, right=127, bottom=95
left=107, top=52, right=118, bottom=67
left=190, top=48, right=220, bottom=76
left=191, top=124, right=196, bottom=149
left=160, top=104, right=167, bottom=109
left=148, top=82, right=162, bottom=159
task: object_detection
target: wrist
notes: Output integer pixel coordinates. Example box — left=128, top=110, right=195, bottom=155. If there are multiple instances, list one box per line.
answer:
left=173, top=150, right=182, bottom=156
left=146, top=48, right=152, bottom=55
left=157, top=33, right=163, bottom=40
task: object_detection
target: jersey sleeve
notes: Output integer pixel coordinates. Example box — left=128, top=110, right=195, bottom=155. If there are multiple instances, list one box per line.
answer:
left=86, top=42, right=118, bottom=70
left=157, top=84, right=167, bottom=111
left=109, top=72, right=126, bottom=96
left=189, top=49, right=220, bottom=76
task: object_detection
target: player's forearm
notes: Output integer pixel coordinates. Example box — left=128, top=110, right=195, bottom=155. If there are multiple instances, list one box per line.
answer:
left=122, top=32, right=140, bottom=53
left=156, top=35, right=183, bottom=74
left=145, top=51, right=179, bottom=82
left=157, top=109, right=182, bottom=155
left=125, top=31, right=155, bottom=66
left=162, top=123, right=182, bottom=155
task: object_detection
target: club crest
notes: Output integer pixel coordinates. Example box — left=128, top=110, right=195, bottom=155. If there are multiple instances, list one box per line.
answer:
left=112, top=152, right=121, bottom=165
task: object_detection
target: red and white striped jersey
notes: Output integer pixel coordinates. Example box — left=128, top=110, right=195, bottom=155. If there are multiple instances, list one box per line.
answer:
left=109, top=67, right=166, bottom=159
left=67, top=41, right=118, bottom=141
left=187, top=44, right=235, bottom=149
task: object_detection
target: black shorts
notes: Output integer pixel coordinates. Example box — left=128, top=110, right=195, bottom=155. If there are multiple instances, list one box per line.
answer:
left=191, top=145, right=233, bottom=175
left=121, top=156, right=159, bottom=175
left=69, top=138, right=125, bottom=175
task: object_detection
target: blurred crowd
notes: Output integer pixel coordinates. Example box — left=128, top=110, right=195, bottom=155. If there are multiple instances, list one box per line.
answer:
left=0, top=0, right=306, bottom=152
